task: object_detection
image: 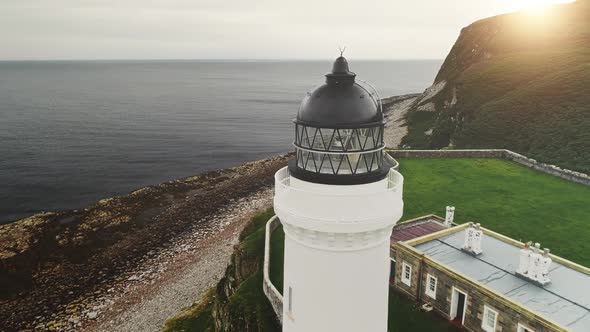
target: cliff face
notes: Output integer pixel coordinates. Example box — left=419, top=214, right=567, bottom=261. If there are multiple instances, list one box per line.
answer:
left=211, top=221, right=276, bottom=332
left=402, top=0, right=590, bottom=172
left=163, top=209, right=280, bottom=332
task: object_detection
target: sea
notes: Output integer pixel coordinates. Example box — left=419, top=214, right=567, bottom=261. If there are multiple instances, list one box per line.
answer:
left=0, top=60, right=442, bottom=223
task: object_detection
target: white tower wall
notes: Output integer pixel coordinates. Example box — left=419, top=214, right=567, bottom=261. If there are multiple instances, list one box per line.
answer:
left=274, top=167, right=404, bottom=332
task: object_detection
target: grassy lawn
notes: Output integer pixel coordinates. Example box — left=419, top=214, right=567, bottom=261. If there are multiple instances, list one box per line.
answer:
left=162, top=289, right=215, bottom=332
left=398, top=158, right=590, bottom=266
left=165, top=158, right=588, bottom=331
left=268, top=157, right=588, bottom=330
left=269, top=223, right=285, bottom=293
left=388, top=291, right=461, bottom=332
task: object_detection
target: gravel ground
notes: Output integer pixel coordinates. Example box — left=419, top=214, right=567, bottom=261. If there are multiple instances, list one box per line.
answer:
left=80, top=188, right=274, bottom=332
left=383, top=95, right=420, bottom=148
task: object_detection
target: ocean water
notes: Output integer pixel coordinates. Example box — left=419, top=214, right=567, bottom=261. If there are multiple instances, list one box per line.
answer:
left=0, top=60, right=441, bottom=223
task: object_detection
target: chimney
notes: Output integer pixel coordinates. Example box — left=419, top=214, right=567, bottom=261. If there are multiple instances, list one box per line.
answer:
left=516, top=242, right=551, bottom=286
left=463, top=222, right=474, bottom=251
left=540, top=248, right=552, bottom=284
left=471, top=223, right=483, bottom=255
left=444, top=206, right=455, bottom=228
left=462, top=222, right=482, bottom=256
left=517, top=241, right=532, bottom=275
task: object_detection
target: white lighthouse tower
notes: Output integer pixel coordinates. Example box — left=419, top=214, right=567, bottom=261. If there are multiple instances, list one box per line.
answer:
left=274, top=56, right=404, bottom=332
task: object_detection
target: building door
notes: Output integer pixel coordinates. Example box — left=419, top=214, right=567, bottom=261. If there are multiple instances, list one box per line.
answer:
left=455, top=293, right=465, bottom=322
left=389, top=258, right=396, bottom=282
left=450, top=287, right=467, bottom=326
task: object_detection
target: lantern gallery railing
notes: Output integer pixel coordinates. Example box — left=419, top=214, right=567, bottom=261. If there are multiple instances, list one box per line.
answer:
left=293, top=124, right=385, bottom=175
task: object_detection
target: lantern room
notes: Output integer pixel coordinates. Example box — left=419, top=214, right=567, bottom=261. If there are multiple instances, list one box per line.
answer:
left=289, top=56, right=392, bottom=185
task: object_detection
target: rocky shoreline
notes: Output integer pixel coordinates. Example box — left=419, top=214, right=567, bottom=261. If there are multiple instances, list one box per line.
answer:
left=0, top=154, right=290, bottom=331
left=86, top=188, right=274, bottom=332
left=0, top=95, right=416, bottom=332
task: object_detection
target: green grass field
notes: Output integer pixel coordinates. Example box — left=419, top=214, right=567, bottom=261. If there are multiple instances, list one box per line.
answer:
left=166, top=158, right=589, bottom=331
left=269, top=157, right=588, bottom=331
left=398, top=158, right=590, bottom=266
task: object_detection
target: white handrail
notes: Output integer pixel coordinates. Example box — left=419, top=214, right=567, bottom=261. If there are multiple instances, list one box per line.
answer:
left=263, top=215, right=283, bottom=323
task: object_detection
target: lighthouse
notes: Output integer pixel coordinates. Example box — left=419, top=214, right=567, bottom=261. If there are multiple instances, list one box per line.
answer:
left=273, top=56, right=404, bottom=332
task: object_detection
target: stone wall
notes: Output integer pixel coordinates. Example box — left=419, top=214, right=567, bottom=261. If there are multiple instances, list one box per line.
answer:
left=387, top=149, right=590, bottom=186
left=393, top=248, right=422, bottom=300
left=393, top=243, right=566, bottom=332
left=263, top=215, right=283, bottom=324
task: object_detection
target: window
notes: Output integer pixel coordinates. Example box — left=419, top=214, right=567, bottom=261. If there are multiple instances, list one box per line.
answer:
left=294, top=124, right=385, bottom=175
left=482, top=305, right=498, bottom=332
left=425, top=274, right=437, bottom=299
left=518, top=323, right=534, bottom=332
left=401, top=262, right=412, bottom=286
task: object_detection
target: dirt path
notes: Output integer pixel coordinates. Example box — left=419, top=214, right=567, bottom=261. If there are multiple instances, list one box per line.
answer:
left=383, top=94, right=420, bottom=149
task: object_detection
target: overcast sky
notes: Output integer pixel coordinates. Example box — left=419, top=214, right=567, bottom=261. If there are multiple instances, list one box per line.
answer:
left=0, top=0, right=557, bottom=60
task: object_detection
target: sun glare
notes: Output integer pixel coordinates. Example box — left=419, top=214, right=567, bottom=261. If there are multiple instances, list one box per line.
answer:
left=509, top=0, right=576, bottom=12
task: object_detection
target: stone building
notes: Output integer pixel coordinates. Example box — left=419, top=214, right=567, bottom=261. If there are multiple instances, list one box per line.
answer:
left=391, top=221, right=590, bottom=332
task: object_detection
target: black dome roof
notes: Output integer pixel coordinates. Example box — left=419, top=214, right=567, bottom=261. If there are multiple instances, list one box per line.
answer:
left=296, top=56, right=383, bottom=128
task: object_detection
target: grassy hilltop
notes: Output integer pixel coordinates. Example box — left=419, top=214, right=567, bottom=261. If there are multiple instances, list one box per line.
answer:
left=402, top=0, right=590, bottom=173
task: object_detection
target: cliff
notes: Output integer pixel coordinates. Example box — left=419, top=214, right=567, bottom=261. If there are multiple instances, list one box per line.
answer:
left=163, top=209, right=280, bottom=332
left=401, top=0, right=590, bottom=172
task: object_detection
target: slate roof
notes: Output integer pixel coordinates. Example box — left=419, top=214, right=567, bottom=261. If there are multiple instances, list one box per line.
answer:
left=391, top=215, right=447, bottom=245
left=414, top=231, right=590, bottom=331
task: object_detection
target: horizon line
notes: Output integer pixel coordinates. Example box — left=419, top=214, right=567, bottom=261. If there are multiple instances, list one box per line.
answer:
left=0, top=58, right=444, bottom=62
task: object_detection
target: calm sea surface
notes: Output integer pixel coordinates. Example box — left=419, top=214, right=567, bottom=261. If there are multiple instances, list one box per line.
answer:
left=0, top=60, right=441, bottom=223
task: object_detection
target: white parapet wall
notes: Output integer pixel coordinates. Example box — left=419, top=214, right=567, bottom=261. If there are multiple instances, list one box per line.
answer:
left=263, top=215, right=283, bottom=324
left=388, top=149, right=590, bottom=186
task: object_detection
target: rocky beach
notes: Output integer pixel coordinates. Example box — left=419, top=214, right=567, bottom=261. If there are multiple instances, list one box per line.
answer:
left=0, top=154, right=289, bottom=331
left=0, top=96, right=413, bottom=332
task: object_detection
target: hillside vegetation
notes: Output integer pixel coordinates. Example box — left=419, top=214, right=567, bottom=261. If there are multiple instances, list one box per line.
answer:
left=163, top=209, right=280, bottom=332
left=402, top=1, right=590, bottom=173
